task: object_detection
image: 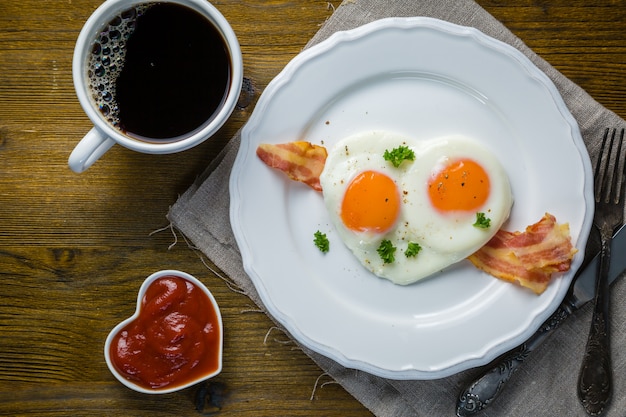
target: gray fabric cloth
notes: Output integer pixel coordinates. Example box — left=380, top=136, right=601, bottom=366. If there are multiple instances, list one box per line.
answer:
left=167, top=0, right=626, bottom=415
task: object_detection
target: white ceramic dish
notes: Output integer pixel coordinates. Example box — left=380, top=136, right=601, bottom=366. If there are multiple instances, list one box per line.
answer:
left=230, top=17, right=593, bottom=379
left=104, top=270, right=223, bottom=393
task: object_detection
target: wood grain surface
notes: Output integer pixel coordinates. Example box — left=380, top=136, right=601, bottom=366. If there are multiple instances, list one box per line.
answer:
left=0, top=0, right=625, bottom=416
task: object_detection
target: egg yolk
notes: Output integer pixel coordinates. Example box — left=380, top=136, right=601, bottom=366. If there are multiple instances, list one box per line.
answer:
left=428, top=158, right=490, bottom=212
left=341, top=170, right=400, bottom=233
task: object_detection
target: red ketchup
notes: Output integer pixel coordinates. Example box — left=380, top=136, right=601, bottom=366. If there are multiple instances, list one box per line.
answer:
left=109, top=275, right=221, bottom=390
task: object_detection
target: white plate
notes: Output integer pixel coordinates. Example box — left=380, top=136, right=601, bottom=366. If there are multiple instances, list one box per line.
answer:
left=229, top=17, right=593, bottom=379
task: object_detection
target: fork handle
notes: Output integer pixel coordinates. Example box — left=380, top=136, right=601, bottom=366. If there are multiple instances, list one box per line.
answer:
left=456, top=301, right=575, bottom=416
left=578, top=233, right=613, bottom=416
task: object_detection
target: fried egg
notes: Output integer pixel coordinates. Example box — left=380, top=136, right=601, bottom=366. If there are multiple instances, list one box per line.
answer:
left=319, top=131, right=513, bottom=285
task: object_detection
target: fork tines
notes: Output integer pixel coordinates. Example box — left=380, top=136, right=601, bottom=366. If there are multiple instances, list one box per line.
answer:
left=594, top=128, right=626, bottom=205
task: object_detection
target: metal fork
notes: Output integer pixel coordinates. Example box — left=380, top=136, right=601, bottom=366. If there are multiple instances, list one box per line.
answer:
left=578, top=127, right=626, bottom=416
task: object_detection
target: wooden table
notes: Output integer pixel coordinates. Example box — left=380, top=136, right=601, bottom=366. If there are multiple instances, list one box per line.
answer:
left=1, top=1, right=625, bottom=415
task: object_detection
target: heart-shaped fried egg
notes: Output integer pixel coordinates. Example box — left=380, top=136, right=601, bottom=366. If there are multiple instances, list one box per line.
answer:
left=319, top=131, right=513, bottom=285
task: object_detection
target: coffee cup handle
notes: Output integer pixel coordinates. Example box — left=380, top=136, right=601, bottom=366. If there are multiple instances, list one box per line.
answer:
left=68, top=127, right=116, bottom=173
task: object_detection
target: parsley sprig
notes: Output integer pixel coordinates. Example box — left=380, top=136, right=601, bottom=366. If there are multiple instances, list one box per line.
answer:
left=377, top=239, right=396, bottom=264
left=473, top=212, right=491, bottom=229
left=405, top=242, right=422, bottom=258
left=383, top=145, right=415, bottom=168
left=313, top=230, right=330, bottom=253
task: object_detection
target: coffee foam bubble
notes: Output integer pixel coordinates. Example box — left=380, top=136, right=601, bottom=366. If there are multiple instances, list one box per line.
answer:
left=86, top=5, right=150, bottom=130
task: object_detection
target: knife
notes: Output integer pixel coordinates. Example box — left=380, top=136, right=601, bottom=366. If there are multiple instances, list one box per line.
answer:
left=456, top=224, right=626, bottom=417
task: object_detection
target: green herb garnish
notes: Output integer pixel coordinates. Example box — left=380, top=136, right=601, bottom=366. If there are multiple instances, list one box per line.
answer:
left=473, top=212, right=491, bottom=229
left=313, top=230, right=330, bottom=253
left=405, top=242, right=422, bottom=258
left=383, top=145, right=415, bottom=168
left=377, top=239, right=396, bottom=264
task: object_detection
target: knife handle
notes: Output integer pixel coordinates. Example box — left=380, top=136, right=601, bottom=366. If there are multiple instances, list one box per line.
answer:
left=577, top=234, right=612, bottom=416
left=456, top=302, right=575, bottom=417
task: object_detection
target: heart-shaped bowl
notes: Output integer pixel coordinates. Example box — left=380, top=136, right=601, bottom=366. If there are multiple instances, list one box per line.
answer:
left=104, top=270, right=223, bottom=394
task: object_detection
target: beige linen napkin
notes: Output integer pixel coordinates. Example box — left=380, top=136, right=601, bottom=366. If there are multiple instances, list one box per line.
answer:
left=168, top=0, right=626, bottom=415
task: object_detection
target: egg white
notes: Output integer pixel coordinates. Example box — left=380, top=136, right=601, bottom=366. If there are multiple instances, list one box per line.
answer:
left=319, top=131, right=513, bottom=285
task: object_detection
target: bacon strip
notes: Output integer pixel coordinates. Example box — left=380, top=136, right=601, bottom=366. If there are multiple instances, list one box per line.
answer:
left=468, top=213, right=578, bottom=294
left=256, top=142, right=327, bottom=192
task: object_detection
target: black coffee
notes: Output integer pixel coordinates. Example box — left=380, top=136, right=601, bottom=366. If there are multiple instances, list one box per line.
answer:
left=87, top=3, right=231, bottom=140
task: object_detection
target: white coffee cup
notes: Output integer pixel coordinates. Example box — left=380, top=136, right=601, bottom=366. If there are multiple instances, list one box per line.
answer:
left=69, top=0, right=243, bottom=173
